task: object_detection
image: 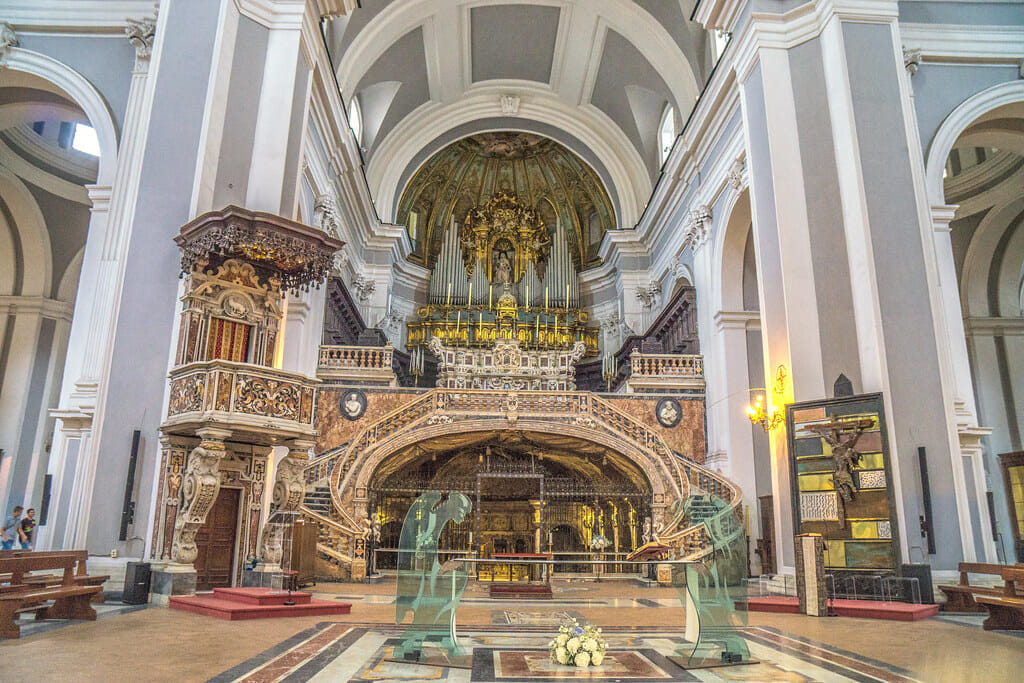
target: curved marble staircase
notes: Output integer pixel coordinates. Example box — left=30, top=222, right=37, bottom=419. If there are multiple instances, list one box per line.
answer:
left=300, top=389, right=743, bottom=575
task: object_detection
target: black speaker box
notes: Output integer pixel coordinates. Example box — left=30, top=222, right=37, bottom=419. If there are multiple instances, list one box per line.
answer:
left=900, top=563, right=934, bottom=604
left=122, top=561, right=151, bottom=605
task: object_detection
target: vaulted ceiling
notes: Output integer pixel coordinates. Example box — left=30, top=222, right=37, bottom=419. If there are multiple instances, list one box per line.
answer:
left=324, top=0, right=713, bottom=228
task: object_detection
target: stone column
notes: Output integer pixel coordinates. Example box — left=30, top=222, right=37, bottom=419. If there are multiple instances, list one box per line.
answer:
left=151, top=427, right=229, bottom=601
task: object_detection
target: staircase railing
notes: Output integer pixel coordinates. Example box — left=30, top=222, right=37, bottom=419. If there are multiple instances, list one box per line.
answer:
left=301, top=389, right=743, bottom=563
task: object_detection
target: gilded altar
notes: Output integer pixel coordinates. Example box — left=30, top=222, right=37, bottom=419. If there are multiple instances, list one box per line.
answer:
left=429, top=337, right=586, bottom=391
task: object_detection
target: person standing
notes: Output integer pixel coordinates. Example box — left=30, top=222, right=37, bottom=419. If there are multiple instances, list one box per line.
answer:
left=19, top=508, right=36, bottom=550
left=2, top=506, right=22, bottom=550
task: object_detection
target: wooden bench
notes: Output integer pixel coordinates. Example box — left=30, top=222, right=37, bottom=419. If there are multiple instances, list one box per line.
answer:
left=0, top=555, right=102, bottom=639
left=937, top=562, right=1023, bottom=612
left=0, top=550, right=109, bottom=604
left=976, top=567, right=1024, bottom=630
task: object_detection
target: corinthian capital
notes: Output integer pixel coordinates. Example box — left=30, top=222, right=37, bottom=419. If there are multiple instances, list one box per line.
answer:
left=126, top=17, right=157, bottom=66
left=683, top=204, right=713, bottom=249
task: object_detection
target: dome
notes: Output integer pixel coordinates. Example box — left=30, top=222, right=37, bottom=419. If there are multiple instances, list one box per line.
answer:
left=396, top=132, right=617, bottom=272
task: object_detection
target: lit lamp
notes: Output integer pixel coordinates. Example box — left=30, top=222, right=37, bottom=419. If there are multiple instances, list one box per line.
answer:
left=746, top=364, right=787, bottom=432
left=746, top=395, right=783, bottom=432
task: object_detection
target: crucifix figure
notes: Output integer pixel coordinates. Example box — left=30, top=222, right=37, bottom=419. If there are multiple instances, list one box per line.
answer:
left=803, top=418, right=873, bottom=526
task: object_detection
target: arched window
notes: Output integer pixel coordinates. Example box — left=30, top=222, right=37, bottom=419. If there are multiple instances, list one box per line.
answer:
left=659, top=105, right=676, bottom=165
left=72, top=123, right=100, bottom=157
left=348, top=96, right=363, bottom=146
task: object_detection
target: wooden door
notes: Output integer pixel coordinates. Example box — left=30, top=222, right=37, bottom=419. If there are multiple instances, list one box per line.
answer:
left=194, top=488, right=240, bottom=591
left=756, top=495, right=776, bottom=575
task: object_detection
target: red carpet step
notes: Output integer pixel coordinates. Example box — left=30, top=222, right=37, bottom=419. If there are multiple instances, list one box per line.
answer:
left=169, top=587, right=351, bottom=621
left=744, top=596, right=938, bottom=621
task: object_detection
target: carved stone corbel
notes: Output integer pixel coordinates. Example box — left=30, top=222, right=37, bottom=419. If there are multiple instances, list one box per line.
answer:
left=351, top=275, right=376, bottom=303
left=170, top=428, right=230, bottom=565
left=682, top=205, right=713, bottom=249
left=0, top=22, right=19, bottom=62
left=902, top=46, right=922, bottom=75
left=258, top=440, right=313, bottom=565
left=314, top=193, right=341, bottom=238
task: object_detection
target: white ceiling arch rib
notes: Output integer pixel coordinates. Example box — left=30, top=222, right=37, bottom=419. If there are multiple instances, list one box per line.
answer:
left=335, top=0, right=704, bottom=209
left=366, top=83, right=652, bottom=227
left=339, top=0, right=700, bottom=106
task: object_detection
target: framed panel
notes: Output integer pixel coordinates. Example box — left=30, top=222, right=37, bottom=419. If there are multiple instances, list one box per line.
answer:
left=786, top=393, right=898, bottom=573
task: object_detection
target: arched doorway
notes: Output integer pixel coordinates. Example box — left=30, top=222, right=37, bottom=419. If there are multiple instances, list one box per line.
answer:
left=366, top=431, right=652, bottom=574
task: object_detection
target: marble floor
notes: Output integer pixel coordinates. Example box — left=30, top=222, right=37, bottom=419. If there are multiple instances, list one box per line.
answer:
left=1, top=580, right=1022, bottom=682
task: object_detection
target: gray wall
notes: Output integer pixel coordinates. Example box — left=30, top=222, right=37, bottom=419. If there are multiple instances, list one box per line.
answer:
left=844, top=21, right=962, bottom=568
left=86, top=0, right=223, bottom=555
left=789, top=38, right=863, bottom=394
left=16, top=35, right=136, bottom=133
left=913, top=64, right=1020, bottom=160
left=212, top=17, right=268, bottom=209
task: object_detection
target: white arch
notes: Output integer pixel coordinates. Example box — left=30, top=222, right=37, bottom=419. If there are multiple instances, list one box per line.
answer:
left=996, top=225, right=1024, bottom=318
left=0, top=166, right=54, bottom=298
left=0, top=197, right=16, bottom=296
left=712, top=187, right=752, bottom=314
left=961, top=195, right=1024, bottom=318
left=367, top=85, right=650, bottom=226
left=925, top=80, right=1024, bottom=205
left=3, top=47, right=119, bottom=184
left=57, top=245, right=86, bottom=305
left=336, top=0, right=700, bottom=112
left=0, top=102, right=88, bottom=131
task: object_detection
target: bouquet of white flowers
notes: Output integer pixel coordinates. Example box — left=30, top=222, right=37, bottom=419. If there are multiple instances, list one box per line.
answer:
left=548, top=617, right=608, bottom=667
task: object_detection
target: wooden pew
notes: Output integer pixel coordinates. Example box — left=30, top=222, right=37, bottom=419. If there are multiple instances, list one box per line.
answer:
left=0, top=554, right=101, bottom=639
left=937, top=562, right=1023, bottom=612
left=976, top=567, right=1024, bottom=631
left=0, top=550, right=109, bottom=604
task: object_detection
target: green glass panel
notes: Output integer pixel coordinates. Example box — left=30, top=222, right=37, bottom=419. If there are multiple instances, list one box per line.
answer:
left=829, top=401, right=878, bottom=418
left=394, top=491, right=473, bottom=662
left=794, top=437, right=824, bottom=457
left=844, top=541, right=893, bottom=569
left=796, top=457, right=833, bottom=474
left=674, top=495, right=751, bottom=667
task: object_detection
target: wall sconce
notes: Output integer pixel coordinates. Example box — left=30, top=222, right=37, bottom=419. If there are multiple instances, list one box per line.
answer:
left=747, top=395, right=784, bottom=432
left=746, top=364, right=787, bottom=432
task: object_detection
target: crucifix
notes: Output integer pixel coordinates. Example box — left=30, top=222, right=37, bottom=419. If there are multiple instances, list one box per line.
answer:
left=800, top=417, right=874, bottom=526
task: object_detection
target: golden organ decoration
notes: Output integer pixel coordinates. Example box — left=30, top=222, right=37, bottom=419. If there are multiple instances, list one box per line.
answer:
left=412, top=192, right=598, bottom=360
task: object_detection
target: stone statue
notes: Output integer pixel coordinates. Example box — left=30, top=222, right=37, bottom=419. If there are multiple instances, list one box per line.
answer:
left=642, top=517, right=652, bottom=545
left=495, top=253, right=512, bottom=284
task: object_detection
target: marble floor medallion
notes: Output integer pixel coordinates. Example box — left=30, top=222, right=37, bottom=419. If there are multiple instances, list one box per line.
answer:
left=493, top=610, right=584, bottom=626
left=482, top=648, right=674, bottom=680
